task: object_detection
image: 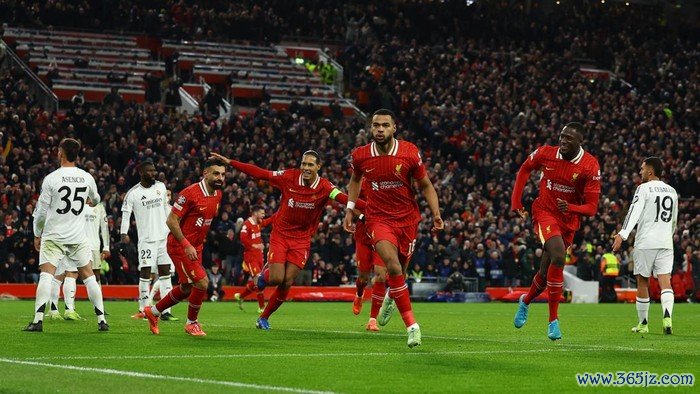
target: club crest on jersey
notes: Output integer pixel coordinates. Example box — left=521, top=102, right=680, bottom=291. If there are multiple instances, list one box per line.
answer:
left=572, top=173, right=579, bottom=181
left=395, top=164, right=402, bottom=175
left=156, top=190, right=161, bottom=195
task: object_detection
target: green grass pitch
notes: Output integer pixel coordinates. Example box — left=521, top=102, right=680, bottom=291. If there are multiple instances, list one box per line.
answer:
left=1, top=300, right=698, bottom=393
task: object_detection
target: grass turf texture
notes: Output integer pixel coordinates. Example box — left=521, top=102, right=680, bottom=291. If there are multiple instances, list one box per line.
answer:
left=1, top=300, right=698, bottom=393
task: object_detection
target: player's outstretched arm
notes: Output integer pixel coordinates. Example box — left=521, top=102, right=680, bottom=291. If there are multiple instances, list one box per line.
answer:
left=209, top=152, right=273, bottom=180
left=416, top=176, right=444, bottom=232
left=166, top=211, right=197, bottom=260
left=330, top=188, right=367, bottom=211
left=343, top=173, right=362, bottom=233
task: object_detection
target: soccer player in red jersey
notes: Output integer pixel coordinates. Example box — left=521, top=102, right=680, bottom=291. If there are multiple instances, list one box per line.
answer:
left=144, top=158, right=226, bottom=336
left=234, top=206, right=273, bottom=313
left=511, top=122, right=601, bottom=340
left=352, top=183, right=387, bottom=332
left=343, top=109, right=444, bottom=348
left=209, top=151, right=365, bottom=330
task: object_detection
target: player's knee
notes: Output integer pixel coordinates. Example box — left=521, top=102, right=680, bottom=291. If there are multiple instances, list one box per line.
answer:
left=195, top=278, right=209, bottom=290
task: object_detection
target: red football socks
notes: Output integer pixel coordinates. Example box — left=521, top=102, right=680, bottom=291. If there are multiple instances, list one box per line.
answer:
left=256, top=291, right=265, bottom=309
left=523, top=272, right=546, bottom=305
left=155, top=285, right=188, bottom=313
left=547, top=265, right=564, bottom=322
left=260, top=287, right=289, bottom=319
left=187, top=287, right=207, bottom=322
left=387, top=274, right=416, bottom=327
left=240, top=280, right=256, bottom=298
left=370, top=281, right=386, bottom=319
left=355, top=278, right=368, bottom=298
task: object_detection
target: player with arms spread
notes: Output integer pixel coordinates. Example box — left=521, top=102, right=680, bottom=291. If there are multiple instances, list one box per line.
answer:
left=26, top=138, right=108, bottom=332
left=144, top=158, right=225, bottom=336
left=210, top=151, right=365, bottom=330
left=234, top=206, right=274, bottom=313
left=511, top=122, right=601, bottom=340
left=612, top=157, right=678, bottom=334
left=343, top=109, right=444, bottom=348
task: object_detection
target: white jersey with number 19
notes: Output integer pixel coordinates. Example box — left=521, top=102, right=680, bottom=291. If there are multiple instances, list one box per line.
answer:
left=618, top=180, right=678, bottom=250
left=33, top=166, right=100, bottom=244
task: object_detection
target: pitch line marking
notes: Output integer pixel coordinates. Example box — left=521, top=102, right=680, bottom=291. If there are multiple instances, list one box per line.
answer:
left=0, top=358, right=335, bottom=394
left=23, top=348, right=575, bottom=361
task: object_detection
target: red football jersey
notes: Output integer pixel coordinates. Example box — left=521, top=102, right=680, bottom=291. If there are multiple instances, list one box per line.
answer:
left=269, top=169, right=337, bottom=238
left=240, top=216, right=273, bottom=255
left=169, top=179, right=222, bottom=248
left=517, top=145, right=601, bottom=230
left=351, top=138, right=427, bottom=226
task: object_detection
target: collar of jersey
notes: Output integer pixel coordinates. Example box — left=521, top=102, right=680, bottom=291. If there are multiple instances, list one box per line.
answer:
left=555, top=147, right=584, bottom=164
left=371, top=138, right=399, bottom=157
left=297, top=173, right=321, bottom=189
left=198, top=180, right=215, bottom=197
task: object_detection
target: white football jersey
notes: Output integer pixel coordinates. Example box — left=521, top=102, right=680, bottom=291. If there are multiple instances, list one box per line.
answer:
left=33, top=166, right=100, bottom=244
left=84, top=202, right=110, bottom=251
left=618, top=180, right=678, bottom=250
left=120, top=181, right=170, bottom=242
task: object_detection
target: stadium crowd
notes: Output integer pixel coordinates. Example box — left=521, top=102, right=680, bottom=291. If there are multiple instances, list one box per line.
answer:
left=0, top=1, right=698, bottom=298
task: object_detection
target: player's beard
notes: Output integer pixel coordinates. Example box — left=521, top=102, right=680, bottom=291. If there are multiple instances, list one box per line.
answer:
left=208, top=179, right=224, bottom=190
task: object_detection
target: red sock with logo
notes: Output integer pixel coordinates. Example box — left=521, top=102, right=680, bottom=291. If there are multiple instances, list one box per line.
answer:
left=187, top=287, right=207, bottom=322
left=547, top=265, right=564, bottom=322
left=387, top=275, right=416, bottom=327
left=370, top=281, right=386, bottom=319
left=260, top=287, right=289, bottom=319
left=523, top=272, right=546, bottom=304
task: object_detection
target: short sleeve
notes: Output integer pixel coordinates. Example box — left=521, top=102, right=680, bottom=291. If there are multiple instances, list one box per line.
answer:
left=350, top=150, right=363, bottom=178
left=171, top=189, right=193, bottom=218
left=410, top=148, right=427, bottom=181
left=584, top=160, right=602, bottom=195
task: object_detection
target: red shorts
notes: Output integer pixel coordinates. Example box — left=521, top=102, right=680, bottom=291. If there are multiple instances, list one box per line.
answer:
left=268, top=231, right=311, bottom=269
left=366, top=220, right=418, bottom=267
left=242, top=251, right=264, bottom=276
left=532, top=210, right=575, bottom=248
left=167, top=242, right=206, bottom=285
left=355, top=221, right=381, bottom=272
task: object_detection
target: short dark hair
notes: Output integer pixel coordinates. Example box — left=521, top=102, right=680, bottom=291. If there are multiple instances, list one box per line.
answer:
left=644, top=156, right=663, bottom=177
left=251, top=205, right=264, bottom=213
left=371, top=108, right=397, bottom=123
left=204, top=158, right=226, bottom=169
left=139, top=158, right=155, bottom=170
left=563, top=122, right=584, bottom=137
left=302, top=150, right=321, bottom=164
left=59, top=138, right=81, bottom=162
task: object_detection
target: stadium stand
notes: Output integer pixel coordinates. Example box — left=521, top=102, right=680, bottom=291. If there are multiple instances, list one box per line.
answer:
left=0, top=0, right=697, bottom=301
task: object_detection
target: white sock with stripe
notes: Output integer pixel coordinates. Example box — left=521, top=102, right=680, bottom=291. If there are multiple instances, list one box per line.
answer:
left=49, top=277, right=61, bottom=312
left=138, top=278, right=151, bottom=312
left=636, top=297, right=650, bottom=325
left=63, top=277, right=77, bottom=312
left=660, top=289, right=674, bottom=319
left=33, top=272, right=54, bottom=323
left=84, top=275, right=106, bottom=323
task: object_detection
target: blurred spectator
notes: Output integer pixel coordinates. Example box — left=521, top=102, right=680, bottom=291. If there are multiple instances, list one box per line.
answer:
left=207, top=263, right=225, bottom=301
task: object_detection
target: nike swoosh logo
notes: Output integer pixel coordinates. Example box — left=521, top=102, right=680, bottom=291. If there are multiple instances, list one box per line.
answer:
left=365, top=168, right=375, bottom=173
left=544, top=167, right=554, bottom=171
left=289, top=189, right=299, bottom=193
left=199, top=207, right=206, bottom=211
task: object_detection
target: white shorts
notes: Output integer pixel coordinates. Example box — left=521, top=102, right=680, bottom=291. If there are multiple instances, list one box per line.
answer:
left=55, top=257, right=79, bottom=276
left=633, top=249, right=673, bottom=278
left=137, top=239, right=173, bottom=270
left=40, top=240, right=91, bottom=269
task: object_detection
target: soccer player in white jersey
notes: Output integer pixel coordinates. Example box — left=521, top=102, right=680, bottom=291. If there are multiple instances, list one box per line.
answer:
left=121, top=159, right=178, bottom=321
left=613, top=156, right=679, bottom=335
left=25, top=138, right=108, bottom=332
left=47, top=198, right=111, bottom=321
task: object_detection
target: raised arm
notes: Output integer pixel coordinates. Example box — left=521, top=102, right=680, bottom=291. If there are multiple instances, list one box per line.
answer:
left=210, top=152, right=272, bottom=180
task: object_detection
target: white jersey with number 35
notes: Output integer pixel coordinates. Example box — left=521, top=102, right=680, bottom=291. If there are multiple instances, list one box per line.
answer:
left=33, top=166, right=100, bottom=245
left=618, top=180, right=678, bottom=250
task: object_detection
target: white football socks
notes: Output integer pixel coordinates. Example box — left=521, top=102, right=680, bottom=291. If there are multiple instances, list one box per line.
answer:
left=636, top=296, right=650, bottom=324
left=33, top=272, right=53, bottom=323
left=660, top=289, right=674, bottom=319
left=138, top=277, right=151, bottom=312
left=63, top=276, right=77, bottom=312
left=49, top=277, right=61, bottom=312
left=84, top=275, right=106, bottom=323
